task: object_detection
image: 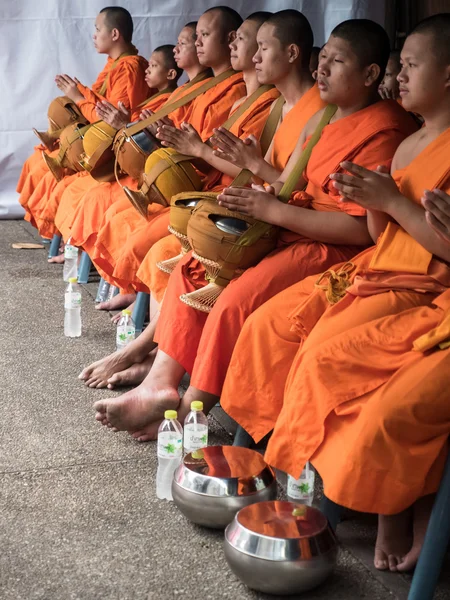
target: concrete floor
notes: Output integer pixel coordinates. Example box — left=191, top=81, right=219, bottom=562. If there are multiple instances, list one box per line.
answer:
left=1, top=220, right=449, bottom=600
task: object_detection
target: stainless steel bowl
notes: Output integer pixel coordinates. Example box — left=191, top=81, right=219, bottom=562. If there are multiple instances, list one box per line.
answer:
left=172, top=446, right=277, bottom=529
left=224, top=501, right=338, bottom=595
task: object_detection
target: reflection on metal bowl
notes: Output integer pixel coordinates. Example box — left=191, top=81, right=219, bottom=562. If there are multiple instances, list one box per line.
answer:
left=172, top=446, right=277, bottom=529
left=210, top=215, right=250, bottom=236
left=224, top=501, right=338, bottom=595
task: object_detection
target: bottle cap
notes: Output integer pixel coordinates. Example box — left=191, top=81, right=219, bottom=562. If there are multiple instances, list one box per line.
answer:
left=122, top=309, right=132, bottom=315
left=164, top=410, right=178, bottom=420
left=191, top=401, right=203, bottom=411
left=68, top=277, right=78, bottom=283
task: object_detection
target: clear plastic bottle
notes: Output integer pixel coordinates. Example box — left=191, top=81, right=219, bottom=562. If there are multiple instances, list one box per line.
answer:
left=64, top=278, right=82, bottom=337
left=116, top=309, right=136, bottom=350
left=63, top=239, right=79, bottom=282
left=156, top=410, right=183, bottom=501
left=183, top=401, right=208, bottom=454
left=287, top=462, right=315, bottom=506
left=96, top=279, right=111, bottom=303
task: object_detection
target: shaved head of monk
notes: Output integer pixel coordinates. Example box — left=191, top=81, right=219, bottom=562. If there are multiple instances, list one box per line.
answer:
left=195, top=7, right=243, bottom=71
left=145, top=45, right=182, bottom=91
left=317, top=19, right=390, bottom=106
left=174, top=23, right=201, bottom=72
left=94, top=7, right=134, bottom=54
left=399, top=14, right=450, bottom=114
left=253, top=9, right=314, bottom=85
left=228, top=12, right=272, bottom=72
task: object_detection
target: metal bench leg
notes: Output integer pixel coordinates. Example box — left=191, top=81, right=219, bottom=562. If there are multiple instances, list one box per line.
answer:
left=320, top=495, right=344, bottom=531
left=233, top=425, right=254, bottom=448
left=48, top=234, right=62, bottom=258
left=77, top=251, right=92, bottom=284
left=132, top=292, right=150, bottom=333
left=408, top=449, right=450, bottom=600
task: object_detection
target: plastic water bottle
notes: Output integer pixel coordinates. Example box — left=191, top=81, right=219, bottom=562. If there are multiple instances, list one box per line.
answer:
left=96, top=279, right=111, bottom=303
left=156, top=410, right=183, bottom=500
left=116, top=309, right=136, bottom=350
left=64, top=278, right=82, bottom=337
left=183, top=401, right=208, bottom=454
left=63, top=240, right=78, bottom=282
left=287, top=462, right=315, bottom=506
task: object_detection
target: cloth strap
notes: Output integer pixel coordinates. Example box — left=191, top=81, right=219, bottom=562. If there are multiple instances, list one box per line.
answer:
left=98, top=49, right=138, bottom=97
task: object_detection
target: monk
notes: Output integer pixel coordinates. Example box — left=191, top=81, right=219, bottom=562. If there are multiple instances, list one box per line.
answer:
left=220, top=14, right=450, bottom=574
left=309, top=46, right=321, bottom=80
left=53, top=21, right=211, bottom=277
left=84, top=6, right=246, bottom=304
left=80, top=8, right=326, bottom=388
left=35, top=43, right=184, bottom=244
left=106, top=12, right=281, bottom=297
left=17, top=6, right=148, bottom=223
left=378, top=50, right=401, bottom=100
left=92, top=18, right=417, bottom=435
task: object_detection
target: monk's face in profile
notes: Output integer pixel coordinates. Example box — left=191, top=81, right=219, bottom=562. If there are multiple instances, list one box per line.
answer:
left=145, top=52, right=171, bottom=90
left=195, top=11, right=232, bottom=68
left=174, top=27, right=199, bottom=72
left=398, top=33, right=450, bottom=114
left=379, top=57, right=400, bottom=99
left=93, top=12, right=116, bottom=55
left=317, top=36, right=380, bottom=106
left=229, top=19, right=259, bottom=72
left=253, top=23, right=293, bottom=85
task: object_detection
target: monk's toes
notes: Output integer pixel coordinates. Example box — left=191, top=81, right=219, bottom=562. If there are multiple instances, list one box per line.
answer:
left=374, top=550, right=389, bottom=571
left=388, top=555, right=400, bottom=572
left=396, top=550, right=419, bottom=573
left=78, top=369, right=90, bottom=380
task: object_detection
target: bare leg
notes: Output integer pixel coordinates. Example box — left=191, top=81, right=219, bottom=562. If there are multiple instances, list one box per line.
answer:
left=396, top=495, right=434, bottom=572
left=93, top=349, right=185, bottom=432
left=48, top=241, right=65, bottom=263
left=374, top=510, right=413, bottom=572
left=131, top=385, right=219, bottom=442
left=79, top=316, right=158, bottom=388
left=95, top=292, right=136, bottom=311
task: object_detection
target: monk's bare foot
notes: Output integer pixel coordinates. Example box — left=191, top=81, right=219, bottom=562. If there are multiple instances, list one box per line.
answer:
left=111, top=300, right=136, bottom=324
left=375, top=511, right=413, bottom=572
left=78, top=350, right=137, bottom=388
left=107, top=354, right=155, bottom=389
left=93, top=384, right=180, bottom=432
left=95, top=292, right=136, bottom=311
left=397, top=495, right=434, bottom=572
left=48, top=254, right=65, bottom=264
left=130, top=420, right=163, bottom=442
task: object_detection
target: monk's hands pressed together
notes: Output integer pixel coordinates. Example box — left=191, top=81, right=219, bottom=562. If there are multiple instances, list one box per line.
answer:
left=55, top=74, right=84, bottom=103
left=422, top=189, right=450, bottom=244
left=217, top=184, right=279, bottom=222
left=95, top=101, right=130, bottom=129
left=331, top=162, right=400, bottom=213
left=211, top=128, right=263, bottom=171
left=156, top=122, right=204, bottom=156
left=138, top=109, right=174, bottom=136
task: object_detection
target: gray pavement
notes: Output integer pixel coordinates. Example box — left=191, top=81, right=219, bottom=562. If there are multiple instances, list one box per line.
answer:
left=1, top=220, right=449, bottom=600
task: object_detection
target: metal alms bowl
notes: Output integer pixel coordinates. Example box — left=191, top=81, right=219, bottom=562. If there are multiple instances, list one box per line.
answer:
left=224, top=501, right=338, bottom=595
left=172, top=446, right=277, bottom=529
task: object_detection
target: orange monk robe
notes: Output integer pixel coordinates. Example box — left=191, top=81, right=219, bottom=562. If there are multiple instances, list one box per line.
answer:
left=18, top=53, right=149, bottom=226
left=221, top=127, right=450, bottom=515
left=53, top=75, right=217, bottom=249
left=34, top=90, right=172, bottom=240
left=89, top=72, right=247, bottom=286
left=137, top=86, right=326, bottom=300
left=112, top=86, right=281, bottom=294
left=154, top=100, right=418, bottom=399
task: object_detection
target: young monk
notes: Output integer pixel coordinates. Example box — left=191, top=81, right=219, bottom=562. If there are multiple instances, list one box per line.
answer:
left=220, top=13, right=450, bottom=574
left=51, top=21, right=211, bottom=275
left=41, top=44, right=184, bottom=243
left=81, top=6, right=246, bottom=306
left=17, top=7, right=148, bottom=221
left=92, top=19, right=417, bottom=434
left=379, top=50, right=401, bottom=100
left=309, top=46, right=321, bottom=80
left=80, top=8, right=326, bottom=388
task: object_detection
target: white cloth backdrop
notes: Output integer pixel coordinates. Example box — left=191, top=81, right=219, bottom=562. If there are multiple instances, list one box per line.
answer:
left=0, top=0, right=385, bottom=218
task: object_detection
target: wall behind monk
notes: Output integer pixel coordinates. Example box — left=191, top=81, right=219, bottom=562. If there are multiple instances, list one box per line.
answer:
left=0, top=0, right=385, bottom=218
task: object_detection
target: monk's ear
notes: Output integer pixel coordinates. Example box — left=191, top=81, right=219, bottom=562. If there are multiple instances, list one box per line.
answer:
left=167, top=68, right=178, bottom=81
left=287, top=43, right=300, bottom=64
left=110, top=27, right=120, bottom=42
left=228, top=31, right=237, bottom=45
left=364, top=63, right=381, bottom=87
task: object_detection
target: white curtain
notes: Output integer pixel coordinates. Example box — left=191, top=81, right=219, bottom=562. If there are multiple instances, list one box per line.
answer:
left=0, top=0, right=385, bottom=218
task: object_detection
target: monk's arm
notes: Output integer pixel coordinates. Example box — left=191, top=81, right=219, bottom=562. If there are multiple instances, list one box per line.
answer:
left=269, top=128, right=309, bottom=195
left=269, top=204, right=372, bottom=245
left=196, top=144, right=242, bottom=178
left=386, top=196, right=450, bottom=262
